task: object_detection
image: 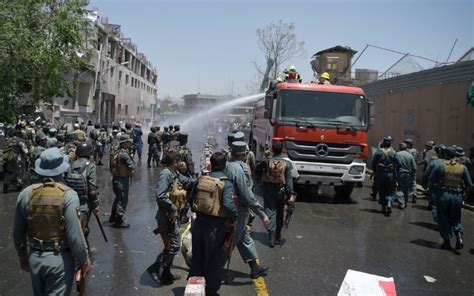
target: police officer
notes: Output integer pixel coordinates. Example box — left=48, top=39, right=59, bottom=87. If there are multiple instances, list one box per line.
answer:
left=176, top=133, right=195, bottom=223
left=423, top=145, right=445, bottom=222
left=371, top=136, right=398, bottom=216
left=110, top=125, right=121, bottom=151
left=455, top=147, right=471, bottom=169
left=65, top=141, right=99, bottom=250
left=428, top=146, right=473, bottom=250
left=188, top=152, right=238, bottom=295
left=73, top=123, right=86, bottom=141
left=225, top=141, right=270, bottom=278
left=147, top=126, right=159, bottom=168
left=421, top=140, right=435, bottom=174
left=258, top=141, right=296, bottom=247
left=3, top=127, right=29, bottom=193
left=161, top=126, right=171, bottom=155
left=133, top=123, right=143, bottom=161
left=47, top=128, right=58, bottom=148
left=13, top=147, right=92, bottom=295
left=147, top=149, right=195, bottom=285
left=28, top=132, right=48, bottom=185
left=395, top=143, right=417, bottom=209
left=404, top=139, right=419, bottom=202
left=109, top=134, right=135, bottom=228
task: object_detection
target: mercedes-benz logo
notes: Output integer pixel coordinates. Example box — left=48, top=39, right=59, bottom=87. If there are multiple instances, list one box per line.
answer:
left=315, top=143, right=329, bottom=156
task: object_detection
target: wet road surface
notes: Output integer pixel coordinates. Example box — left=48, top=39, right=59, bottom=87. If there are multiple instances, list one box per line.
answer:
left=1, top=142, right=474, bottom=296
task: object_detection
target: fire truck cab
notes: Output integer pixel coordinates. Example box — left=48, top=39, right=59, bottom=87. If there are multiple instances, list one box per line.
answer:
left=251, top=82, right=374, bottom=198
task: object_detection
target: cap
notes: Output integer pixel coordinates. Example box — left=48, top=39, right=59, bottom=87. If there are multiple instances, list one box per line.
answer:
left=455, top=146, right=465, bottom=156
left=119, top=134, right=133, bottom=143
left=231, top=141, right=247, bottom=155
left=233, top=132, right=245, bottom=142
left=425, top=140, right=434, bottom=148
left=445, top=146, right=456, bottom=158
left=403, top=139, right=413, bottom=145
left=34, top=147, right=70, bottom=177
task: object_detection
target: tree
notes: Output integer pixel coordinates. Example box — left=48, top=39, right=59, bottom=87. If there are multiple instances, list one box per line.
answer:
left=254, top=20, right=305, bottom=89
left=0, top=0, right=90, bottom=123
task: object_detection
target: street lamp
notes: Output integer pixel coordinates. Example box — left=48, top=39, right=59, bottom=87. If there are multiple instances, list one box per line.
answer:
left=94, top=61, right=130, bottom=124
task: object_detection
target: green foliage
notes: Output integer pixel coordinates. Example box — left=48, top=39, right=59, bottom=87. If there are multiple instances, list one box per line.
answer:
left=0, top=0, right=90, bottom=123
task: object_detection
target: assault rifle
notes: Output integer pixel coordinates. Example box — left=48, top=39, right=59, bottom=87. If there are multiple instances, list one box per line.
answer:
left=280, top=187, right=296, bottom=228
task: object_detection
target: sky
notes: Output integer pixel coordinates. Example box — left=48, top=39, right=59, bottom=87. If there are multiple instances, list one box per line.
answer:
left=88, top=0, right=473, bottom=100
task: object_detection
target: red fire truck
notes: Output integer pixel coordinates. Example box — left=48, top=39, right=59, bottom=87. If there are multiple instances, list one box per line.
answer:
left=251, top=82, right=374, bottom=197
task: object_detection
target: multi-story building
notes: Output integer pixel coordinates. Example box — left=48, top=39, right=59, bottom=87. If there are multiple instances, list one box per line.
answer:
left=45, top=10, right=158, bottom=125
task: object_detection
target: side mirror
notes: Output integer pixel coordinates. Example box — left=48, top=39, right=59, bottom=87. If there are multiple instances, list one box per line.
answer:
left=264, top=93, right=274, bottom=119
left=368, top=100, right=375, bottom=128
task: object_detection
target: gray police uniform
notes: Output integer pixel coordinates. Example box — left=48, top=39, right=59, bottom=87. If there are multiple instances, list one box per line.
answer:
left=224, top=158, right=265, bottom=263
left=188, top=170, right=238, bottom=294
left=154, top=168, right=195, bottom=268
left=395, top=150, right=417, bottom=207
left=110, top=148, right=134, bottom=224
left=13, top=180, right=89, bottom=295
left=259, top=154, right=294, bottom=236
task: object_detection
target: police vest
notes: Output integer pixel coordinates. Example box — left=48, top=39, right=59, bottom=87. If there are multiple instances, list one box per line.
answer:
left=110, top=149, right=132, bottom=177
left=442, top=160, right=464, bottom=188
left=262, top=159, right=286, bottom=185
left=378, top=148, right=395, bottom=171
left=27, top=179, right=71, bottom=248
left=192, top=175, right=228, bottom=218
left=168, top=178, right=187, bottom=213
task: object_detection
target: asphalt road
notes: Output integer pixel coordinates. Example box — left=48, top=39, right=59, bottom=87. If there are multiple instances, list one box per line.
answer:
left=1, top=142, right=474, bottom=296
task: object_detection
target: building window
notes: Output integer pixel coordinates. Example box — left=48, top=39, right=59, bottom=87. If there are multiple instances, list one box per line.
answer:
left=118, top=104, right=122, bottom=114
left=118, top=71, right=122, bottom=81
left=137, top=106, right=140, bottom=115
left=110, top=67, right=114, bottom=78
left=126, top=74, right=129, bottom=85
left=131, top=77, right=135, bottom=87
left=125, top=105, right=128, bottom=115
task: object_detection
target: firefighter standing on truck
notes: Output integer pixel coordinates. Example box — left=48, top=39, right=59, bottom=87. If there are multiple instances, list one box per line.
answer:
left=258, top=141, right=296, bottom=247
left=188, top=152, right=238, bottom=296
left=13, top=147, right=92, bottom=295
left=147, top=149, right=195, bottom=286
left=371, top=136, right=398, bottom=216
left=428, top=146, right=473, bottom=251
left=109, top=134, right=135, bottom=229
left=65, top=141, right=99, bottom=252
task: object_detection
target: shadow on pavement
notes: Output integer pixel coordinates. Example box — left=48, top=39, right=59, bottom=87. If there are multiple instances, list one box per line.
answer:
left=139, top=270, right=160, bottom=288
left=410, top=239, right=441, bottom=250
left=225, top=270, right=253, bottom=287
left=251, top=231, right=268, bottom=246
left=172, top=287, right=186, bottom=295
left=409, top=221, right=438, bottom=231
left=411, top=204, right=429, bottom=211
left=469, top=249, right=474, bottom=255
left=359, top=208, right=382, bottom=214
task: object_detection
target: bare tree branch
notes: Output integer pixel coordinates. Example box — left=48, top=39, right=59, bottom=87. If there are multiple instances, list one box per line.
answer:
left=254, top=20, right=306, bottom=87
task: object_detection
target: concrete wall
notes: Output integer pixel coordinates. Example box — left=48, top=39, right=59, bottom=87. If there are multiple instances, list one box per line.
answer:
left=366, top=78, right=474, bottom=154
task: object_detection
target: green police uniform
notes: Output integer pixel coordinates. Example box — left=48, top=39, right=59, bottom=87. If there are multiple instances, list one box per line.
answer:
left=188, top=170, right=238, bottom=295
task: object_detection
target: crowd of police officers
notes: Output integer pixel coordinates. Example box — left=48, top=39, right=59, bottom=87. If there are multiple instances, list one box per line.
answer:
left=371, top=136, right=473, bottom=251
left=2, top=113, right=474, bottom=295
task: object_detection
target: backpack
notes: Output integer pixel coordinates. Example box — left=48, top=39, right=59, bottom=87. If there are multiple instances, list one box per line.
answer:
left=65, top=161, right=90, bottom=199
left=192, top=175, right=228, bottom=218
left=261, top=159, right=286, bottom=184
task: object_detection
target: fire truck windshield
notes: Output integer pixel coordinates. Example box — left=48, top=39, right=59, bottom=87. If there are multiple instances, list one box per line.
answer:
left=278, top=89, right=367, bottom=127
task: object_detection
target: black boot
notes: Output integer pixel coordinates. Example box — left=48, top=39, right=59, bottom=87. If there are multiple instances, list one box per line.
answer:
left=269, top=231, right=276, bottom=248
left=249, top=260, right=269, bottom=279
left=147, top=261, right=162, bottom=283
left=441, top=239, right=452, bottom=250
left=455, top=233, right=464, bottom=250
left=275, top=232, right=282, bottom=245
left=159, top=265, right=181, bottom=285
